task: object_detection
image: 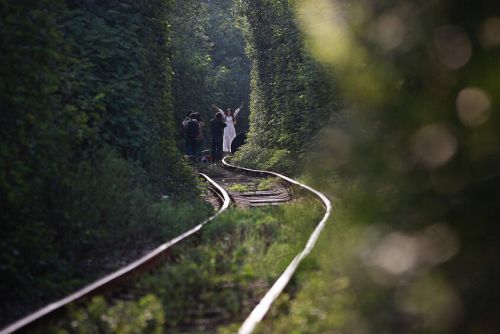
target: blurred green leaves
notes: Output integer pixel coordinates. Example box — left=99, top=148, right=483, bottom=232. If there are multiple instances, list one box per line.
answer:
left=46, top=295, right=164, bottom=334
left=247, top=0, right=500, bottom=332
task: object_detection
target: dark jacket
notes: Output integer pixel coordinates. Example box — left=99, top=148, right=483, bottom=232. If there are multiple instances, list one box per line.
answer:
left=210, top=117, right=226, bottom=142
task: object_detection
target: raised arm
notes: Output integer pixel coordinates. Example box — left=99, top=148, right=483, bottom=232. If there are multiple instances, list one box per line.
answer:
left=234, top=102, right=244, bottom=117
left=212, top=104, right=223, bottom=114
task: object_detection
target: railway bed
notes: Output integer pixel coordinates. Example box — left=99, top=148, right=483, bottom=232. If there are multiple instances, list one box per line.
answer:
left=198, top=164, right=293, bottom=208
left=1, top=158, right=331, bottom=334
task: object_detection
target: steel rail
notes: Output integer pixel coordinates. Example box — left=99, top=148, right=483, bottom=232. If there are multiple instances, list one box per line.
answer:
left=0, top=173, right=231, bottom=334
left=221, top=157, right=332, bottom=334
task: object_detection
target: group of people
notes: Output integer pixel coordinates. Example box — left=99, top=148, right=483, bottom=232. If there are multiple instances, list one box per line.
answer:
left=182, top=103, right=243, bottom=162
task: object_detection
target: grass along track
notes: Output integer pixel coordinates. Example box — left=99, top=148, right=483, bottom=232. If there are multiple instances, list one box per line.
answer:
left=0, top=174, right=229, bottom=334
left=3, top=160, right=330, bottom=334
left=197, top=163, right=293, bottom=208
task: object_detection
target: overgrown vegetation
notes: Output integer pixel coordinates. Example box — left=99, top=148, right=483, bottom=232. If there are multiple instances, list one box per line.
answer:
left=41, top=295, right=165, bottom=334
left=235, top=0, right=500, bottom=332
left=4, top=0, right=500, bottom=332
left=228, top=183, right=250, bottom=192
left=37, top=200, right=323, bottom=333
left=0, top=0, right=219, bottom=326
left=231, top=0, right=337, bottom=173
left=257, top=177, right=280, bottom=191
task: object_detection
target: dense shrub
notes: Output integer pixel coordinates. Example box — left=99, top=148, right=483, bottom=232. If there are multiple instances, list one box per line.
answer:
left=0, top=0, right=210, bottom=326
left=42, top=295, right=165, bottom=334
left=231, top=0, right=337, bottom=173
left=40, top=200, right=323, bottom=332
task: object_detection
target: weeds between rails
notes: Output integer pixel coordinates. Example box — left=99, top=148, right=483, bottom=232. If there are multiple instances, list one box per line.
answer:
left=33, top=202, right=323, bottom=334
left=1, top=175, right=222, bottom=334
left=31, top=185, right=322, bottom=333
left=11, top=162, right=324, bottom=334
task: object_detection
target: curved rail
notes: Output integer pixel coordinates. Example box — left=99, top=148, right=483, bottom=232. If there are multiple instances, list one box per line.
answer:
left=0, top=174, right=230, bottom=334
left=221, top=157, right=332, bottom=334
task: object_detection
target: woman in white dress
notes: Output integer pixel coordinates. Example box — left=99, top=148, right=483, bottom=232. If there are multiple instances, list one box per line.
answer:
left=212, top=103, right=243, bottom=153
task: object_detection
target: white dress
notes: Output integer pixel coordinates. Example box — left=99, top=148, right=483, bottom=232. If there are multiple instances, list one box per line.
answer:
left=216, top=106, right=241, bottom=153
left=223, top=115, right=236, bottom=152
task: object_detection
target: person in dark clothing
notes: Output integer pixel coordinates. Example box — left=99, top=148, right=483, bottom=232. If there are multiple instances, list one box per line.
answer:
left=210, top=112, right=226, bottom=161
left=184, top=112, right=200, bottom=158
left=192, top=112, right=204, bottom=155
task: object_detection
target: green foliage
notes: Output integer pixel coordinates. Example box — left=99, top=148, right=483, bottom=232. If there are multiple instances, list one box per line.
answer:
left=0, top=0, right=249, bottom=328
left=0, top=0, right=206, bottom=326
left=1, top=147, right=212, bottom=326
left=42, top=200, right=323, bottom=332
left=249, top=0, right=500, bottom=333
left=56, top=0, right=189, bottom=194
left=228, top=183, right=250, bottom=192
left=169, top=0, right=250, bottom=150
left=206, top=0, right=251, bottom=131
left=232, top=0, right=337, bottom=173
left=169, top=0, right=213, bottom=146
left=52, top=150, right=213, bottom=265
left=253, top=181, right=367, bottom=334
left=257, top=177, right=279, bottom=190
left=44, top=295, right=164, bottom=334
left=234, top=144, right=294, bottom=171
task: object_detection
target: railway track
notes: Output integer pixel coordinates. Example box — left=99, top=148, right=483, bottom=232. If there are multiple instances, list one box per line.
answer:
left=198, top=164, right=292, bottom=208
left=220, top=158, right=332, bottom=334
left=0, top=174, right=229, bottom=334
left=1, top=159, right=331, bottom=334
